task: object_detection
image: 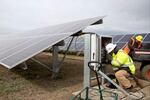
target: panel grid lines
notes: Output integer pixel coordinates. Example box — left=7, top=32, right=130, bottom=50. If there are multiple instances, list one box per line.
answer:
left=0, top=16, right=104, bottom=68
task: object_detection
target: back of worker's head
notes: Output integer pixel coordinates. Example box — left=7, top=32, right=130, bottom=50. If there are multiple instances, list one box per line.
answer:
left=105, top=43, right=117, bottom=54
left=135, top=35, right=143, bottom=42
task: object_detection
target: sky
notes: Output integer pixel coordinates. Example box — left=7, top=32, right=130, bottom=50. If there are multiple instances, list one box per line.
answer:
left=0, top=0, right=150, bottom=34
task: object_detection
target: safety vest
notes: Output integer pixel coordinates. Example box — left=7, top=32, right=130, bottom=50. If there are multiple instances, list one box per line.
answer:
left=111, top=49, right=136, bottom=74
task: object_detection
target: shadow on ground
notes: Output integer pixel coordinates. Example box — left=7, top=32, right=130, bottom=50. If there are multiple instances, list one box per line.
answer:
left=0, top=53, right=83, bottom=100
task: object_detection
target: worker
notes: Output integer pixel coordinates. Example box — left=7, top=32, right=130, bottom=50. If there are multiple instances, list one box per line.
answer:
left=105, top=43, right=136, bottom=90
left=123, top=35, right=143, bottom=57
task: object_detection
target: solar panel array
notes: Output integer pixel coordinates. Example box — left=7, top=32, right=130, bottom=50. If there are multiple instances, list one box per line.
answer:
left=60, top=33, right=150, bottom=52
left=59, top=36, right=84, bottom=52
left=0, top=33, right=72, bottom=68
left=113, top=33, right=150, bottom=49
left=0, top=16, right=104, bottom=69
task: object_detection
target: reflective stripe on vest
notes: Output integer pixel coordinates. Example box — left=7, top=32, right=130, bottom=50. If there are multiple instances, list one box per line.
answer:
left=111, top=59, right=122, bottom=66
left=122, top=63, right=133, bottom=68
left=113, top=68, right=119, bottom=71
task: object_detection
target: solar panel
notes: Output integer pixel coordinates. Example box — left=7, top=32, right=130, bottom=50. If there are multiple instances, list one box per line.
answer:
left=0, top=16, right=104, bottom=69
left=61, top=33, right=149, bottom=53
left=59, top=34, right=84, bottom=52
left=113, top=33, right=150, bottom=50
left=75, top=36, right=84, bottom=43
left=76, top=43, right=84, bottom=51
left=143, top=34, right=150, bottom=43
left=0, top=33, right=71, bottom=68
left=120, top=34, right=134, bottom=42
left=142, top=43, right=150, bottom=49
left=0, top=38, right=39, bottom=60
left=116, top=43, right=126, bottom=50
left=113, top=35, right=124, bottom=43
left=0, top=39, right=26, bottom=53
left=69, top=43, right=76, bottom=51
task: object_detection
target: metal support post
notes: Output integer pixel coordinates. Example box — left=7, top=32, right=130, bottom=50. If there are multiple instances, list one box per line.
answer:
left=51, top=40, right=65, bottom=79
left=83, top=34, right=91, bottom=88
left=51, top=45, right=60, bottom=79
left=82, top=34, right=91, bottom=99
left=22, top=62, right=28, bottom=70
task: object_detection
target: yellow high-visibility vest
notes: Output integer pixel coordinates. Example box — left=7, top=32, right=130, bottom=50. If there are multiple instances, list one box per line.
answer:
left=111, top=49, right=135, bottom=74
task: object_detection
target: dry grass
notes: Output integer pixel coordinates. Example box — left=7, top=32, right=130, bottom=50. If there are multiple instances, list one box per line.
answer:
left=0, top=53, right=146, bottom=100
left=0, top=53, right=84, bottom=100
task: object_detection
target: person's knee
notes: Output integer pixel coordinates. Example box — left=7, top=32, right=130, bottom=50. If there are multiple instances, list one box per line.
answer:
left=115, top=71, right=121, bottom=78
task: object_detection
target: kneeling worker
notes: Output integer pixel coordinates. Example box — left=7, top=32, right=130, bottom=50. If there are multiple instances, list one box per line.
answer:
left=105, top=43, right=136, bottom=89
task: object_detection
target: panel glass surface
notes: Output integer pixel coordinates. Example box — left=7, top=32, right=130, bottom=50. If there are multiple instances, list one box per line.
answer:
left=0, top=16, right=103, bottom=68
left=116, top=43, right=126, bottom=50
left=113, top=35, right=124, bottom=43
left=120, top=34, right=134, bottom=42
left=143, top=34, right=150, bottom=42
left=141, top=43, right=150, bottom=49
left=0, top=33, right=71, bottom=68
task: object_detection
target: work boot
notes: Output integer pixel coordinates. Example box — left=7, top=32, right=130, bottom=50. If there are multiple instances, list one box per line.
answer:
left=105, top=82, right=117, bottom=89
left=128, top=77, right=137, bottom=88
left=126, top=85, right=137, bottom=92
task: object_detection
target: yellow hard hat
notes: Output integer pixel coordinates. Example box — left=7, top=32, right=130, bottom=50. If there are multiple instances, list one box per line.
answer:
left=136, top=35, right=143, bottom=42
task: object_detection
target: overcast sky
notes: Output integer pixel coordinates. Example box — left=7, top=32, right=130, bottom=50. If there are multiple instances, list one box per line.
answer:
left=0, top=0, right=150, bottom=34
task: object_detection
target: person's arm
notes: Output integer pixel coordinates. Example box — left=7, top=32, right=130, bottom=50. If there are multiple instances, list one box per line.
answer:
left=128, top=38, right=134, bottom=50
left=111, top=59, right=121, bottom=67
left=137, top=42, right=142, bottom=49
left=111, top=52, right=126, bottom=67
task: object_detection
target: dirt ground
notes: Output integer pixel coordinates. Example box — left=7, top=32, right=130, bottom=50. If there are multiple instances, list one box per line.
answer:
left=0, top=53, right=84, bottom=100
left=0, top=52, right=148, bottom=100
